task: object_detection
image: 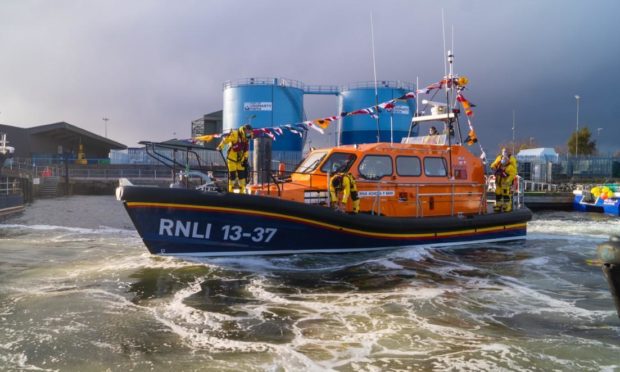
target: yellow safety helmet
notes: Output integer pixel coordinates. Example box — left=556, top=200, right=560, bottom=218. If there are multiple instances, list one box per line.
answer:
left=241, top=124, right=253, bottom=139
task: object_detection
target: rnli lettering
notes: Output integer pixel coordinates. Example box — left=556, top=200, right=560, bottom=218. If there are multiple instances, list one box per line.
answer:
left=158, top=219, right=277, bottom=243
left=159, top=218, right=212, bottom=239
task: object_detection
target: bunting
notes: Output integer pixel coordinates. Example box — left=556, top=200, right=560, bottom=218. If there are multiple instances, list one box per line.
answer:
left=305, top=121, right=324, bottom=134
left=456, top=93, right=475, bottom=117
left=312, top=118, right=332, bottom=129
left=464, top=129, right=478, bottom=146
left=190, top=74, right=483, bottom=152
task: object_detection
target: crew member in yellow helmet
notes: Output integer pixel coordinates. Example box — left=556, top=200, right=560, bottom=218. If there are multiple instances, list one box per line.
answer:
left=217, top=124, right=253, bottom=193
left=490, top=148, right=517, bottom=212
left=330, top=171, right=360, bottom=214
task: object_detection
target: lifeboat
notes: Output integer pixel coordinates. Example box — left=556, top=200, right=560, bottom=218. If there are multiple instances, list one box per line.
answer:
left=117, top=135, right=532, bottom=256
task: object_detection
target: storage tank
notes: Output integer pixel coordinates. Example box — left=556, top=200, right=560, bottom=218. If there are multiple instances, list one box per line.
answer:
left=223, top=78, right=304, bottom=152
left=339, top=81, right=417, bottom=145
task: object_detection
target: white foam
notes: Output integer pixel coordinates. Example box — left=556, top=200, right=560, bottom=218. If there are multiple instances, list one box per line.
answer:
left=0, top=223, right=136, bottom=236
left=529, top=216, right=620, bottom=238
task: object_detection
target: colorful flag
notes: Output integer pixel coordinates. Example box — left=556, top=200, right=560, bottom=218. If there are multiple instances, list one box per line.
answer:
left=305, top=121, right=324, bottom=134
left=369, top=107, right=379, bottom=119
left=465, top=129, right=478, bottom=146
left=397, top=92, right=416, bottom=100
left=313, top=119, right=331, bottom=129
left=378, top=100, right=396, bottom=111
left=456, top=93, right=474, bottom=117
left=194, top=134, right=215, bottom=142
left=283, top=125, right=304, bottom=137
left=261, top=128, right=276, bottom=140
left=349, top=108, right=372, bottom=116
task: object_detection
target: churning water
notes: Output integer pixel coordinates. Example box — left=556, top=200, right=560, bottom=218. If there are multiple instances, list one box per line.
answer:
left=1, top=196, right=619, bottom=371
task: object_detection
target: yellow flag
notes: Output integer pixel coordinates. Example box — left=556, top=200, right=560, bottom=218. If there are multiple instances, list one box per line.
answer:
left=194, top=134, right=215, bottom=142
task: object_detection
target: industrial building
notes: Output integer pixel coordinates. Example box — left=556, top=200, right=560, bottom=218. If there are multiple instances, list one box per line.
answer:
left=0, top=122, right=126, bottom=165
left=184, top=77, right=418, bottom=167
left=191, top=110, right=223, bottom=150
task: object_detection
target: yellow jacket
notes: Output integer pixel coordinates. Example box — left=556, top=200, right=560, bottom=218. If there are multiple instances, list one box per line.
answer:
left=330, top=173, right=358, bottom=203
left=491, top=154, right=517, bottom=186
left=501, top=162, right=516, bottom=186
left=217, top=129, right=249, bottom=163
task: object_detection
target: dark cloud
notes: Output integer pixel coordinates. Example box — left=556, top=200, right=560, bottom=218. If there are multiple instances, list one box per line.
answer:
left=0, top=0, right=617, bottom=153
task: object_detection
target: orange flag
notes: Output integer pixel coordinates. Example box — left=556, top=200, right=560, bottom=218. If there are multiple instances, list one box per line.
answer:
left=312, top=119, right=331, bottom=129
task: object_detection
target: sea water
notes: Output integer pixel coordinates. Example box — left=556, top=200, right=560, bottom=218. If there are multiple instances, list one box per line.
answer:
left=0, top=196, right=619, bottom=371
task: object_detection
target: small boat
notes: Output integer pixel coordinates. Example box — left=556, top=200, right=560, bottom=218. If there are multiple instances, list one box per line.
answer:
left=573, top=184, right=620, bottom=215
left=117, top=58, right=532, bottom=257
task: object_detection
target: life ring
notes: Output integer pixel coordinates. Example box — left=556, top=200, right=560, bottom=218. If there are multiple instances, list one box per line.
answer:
left=487, top=175, right=496, bottom=192
left=513, top=175, right=521, bottom=193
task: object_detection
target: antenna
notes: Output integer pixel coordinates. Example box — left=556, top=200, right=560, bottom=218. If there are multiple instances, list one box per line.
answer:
left=442, top=9, right=447, bottom=79
left=370, top=12, right=380, bottom=143
left=451, top=25, right=455, bottom=74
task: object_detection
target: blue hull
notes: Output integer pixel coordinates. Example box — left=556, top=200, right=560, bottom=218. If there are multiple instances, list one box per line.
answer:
left=573, top=195, right=620, bottom=215
left=0, top=193, right=24, bottom=218
left=119, top=186, right=531, bottom=257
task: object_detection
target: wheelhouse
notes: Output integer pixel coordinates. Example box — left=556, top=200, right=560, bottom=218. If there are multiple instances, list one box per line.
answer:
left=253, top=142, right=486, bottom=217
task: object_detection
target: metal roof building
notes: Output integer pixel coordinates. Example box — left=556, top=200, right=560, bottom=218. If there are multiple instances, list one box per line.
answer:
left=0, top=122, right=126, bottom=164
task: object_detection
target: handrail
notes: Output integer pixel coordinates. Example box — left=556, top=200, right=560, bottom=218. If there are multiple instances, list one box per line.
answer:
left=0, top=179, right=22, bottom=196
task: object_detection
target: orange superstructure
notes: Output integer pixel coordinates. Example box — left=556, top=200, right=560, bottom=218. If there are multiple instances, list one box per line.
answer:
left=253, top=142, right=487, bottom=218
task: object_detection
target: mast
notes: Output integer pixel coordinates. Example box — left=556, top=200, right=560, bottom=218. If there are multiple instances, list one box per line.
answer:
left=370, top=12, right=380, bottom=143
left=446, top=50, right=454, bottom=179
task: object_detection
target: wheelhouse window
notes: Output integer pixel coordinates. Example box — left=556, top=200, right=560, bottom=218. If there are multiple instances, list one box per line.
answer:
left=358, top=155, right=393, bottom=180
left=295, top=151, right=327, bottom=174
left=424, top=157, right=448, bottom=177
left=320, top=152, right=357, bottom=173
left=396, top=156, right=421, bottom=176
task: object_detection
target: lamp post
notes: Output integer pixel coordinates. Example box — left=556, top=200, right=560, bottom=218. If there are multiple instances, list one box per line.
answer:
left=102, top=117, right=109, bottom=138
left=512, top=110, right=516, bottom=156
left=574, top=95, right=580, bottom=157
left=247, top=114, right=256, bottom=126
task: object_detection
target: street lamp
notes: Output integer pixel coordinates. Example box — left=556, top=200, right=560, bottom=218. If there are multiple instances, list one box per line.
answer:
left=102, top=117, right=109, bottom=138
left=574, top=95, right=580, bottom=157
left=247, top=114, right=256, bottom=126
left=512, top=110, right=516, bottom=156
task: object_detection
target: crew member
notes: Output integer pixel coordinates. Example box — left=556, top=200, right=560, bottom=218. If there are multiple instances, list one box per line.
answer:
left=423, top=126, right=439, bottom=144
left=217, top=124, right=253, bottom=193
left=490, top=148, right=517, bottom=212
left=330, top=172, right=360, bottom=214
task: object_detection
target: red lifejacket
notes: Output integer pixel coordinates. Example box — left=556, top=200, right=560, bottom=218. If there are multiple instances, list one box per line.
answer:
left=231, top=137, right=248, bottom=153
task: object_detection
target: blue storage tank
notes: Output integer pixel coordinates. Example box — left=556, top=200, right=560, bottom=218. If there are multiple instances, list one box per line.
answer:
left=223, top=78, right=305, bottom=152
left=339, top=81, right=417, bottom=145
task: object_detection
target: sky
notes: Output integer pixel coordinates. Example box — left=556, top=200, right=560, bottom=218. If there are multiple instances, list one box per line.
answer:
left=1, top=0, right=618, bottom=154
